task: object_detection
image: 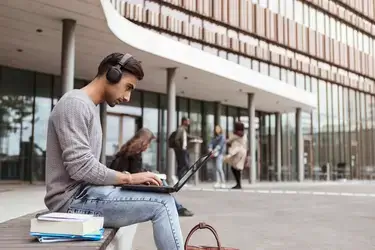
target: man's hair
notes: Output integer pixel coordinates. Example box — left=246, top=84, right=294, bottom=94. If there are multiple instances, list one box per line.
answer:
left=181, top=117, right=189, bottom=123
left=96, top=52, right=144, bottom=80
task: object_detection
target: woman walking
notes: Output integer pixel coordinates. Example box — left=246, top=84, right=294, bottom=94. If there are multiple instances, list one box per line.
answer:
left=208, top=125, right=226, bottom=188
left=224, top=122, right=247, bottom=189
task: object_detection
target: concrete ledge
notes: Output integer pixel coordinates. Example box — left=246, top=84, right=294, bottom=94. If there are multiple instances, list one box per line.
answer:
left=106, top=224, right=138, bottom=250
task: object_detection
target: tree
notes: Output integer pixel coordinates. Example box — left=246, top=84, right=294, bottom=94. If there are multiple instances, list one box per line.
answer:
left=0, top=96, right=34, bottom=153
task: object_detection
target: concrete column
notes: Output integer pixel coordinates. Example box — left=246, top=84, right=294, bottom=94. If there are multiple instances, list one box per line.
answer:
left=100, top=103, right=107, bottom=164
left=275, top=112, right=282, bottom=181
left=248, top=93, right=256, bottom=184
left=61, top=19, right=76, bottom=95
left=214, top=102, right=222, bottom=127
left=166, top=68, right=177, bottom=185
left=296, top=108, right=304, bottom=182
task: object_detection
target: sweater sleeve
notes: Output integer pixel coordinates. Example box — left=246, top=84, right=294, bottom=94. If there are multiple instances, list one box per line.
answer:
left=53, top=97, right=117, bottom=185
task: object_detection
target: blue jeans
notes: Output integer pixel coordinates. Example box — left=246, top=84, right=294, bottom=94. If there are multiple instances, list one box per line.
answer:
left=215, top=154, right=225, bottom=183
left=162, top=179, right=183, bottom=210
left=174, top=149, right=190, bottom=179
left=65, top=185, right=183, bottom=250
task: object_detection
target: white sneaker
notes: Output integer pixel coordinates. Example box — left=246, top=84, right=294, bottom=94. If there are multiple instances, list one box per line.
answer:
left=220, top=183, right=226, bottom=189
left=214, top=182, right=221, bottom=188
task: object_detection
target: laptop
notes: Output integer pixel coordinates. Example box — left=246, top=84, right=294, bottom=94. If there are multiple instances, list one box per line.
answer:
left=120, top=151, right=213, bottom=193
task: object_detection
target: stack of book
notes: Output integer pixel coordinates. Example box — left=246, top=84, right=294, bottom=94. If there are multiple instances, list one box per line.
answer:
left=29, top=212, right=105, bottom=243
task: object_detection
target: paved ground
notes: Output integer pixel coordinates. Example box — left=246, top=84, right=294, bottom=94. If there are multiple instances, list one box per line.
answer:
left=1, top=181, right=375, bottom=249
left=0, top=184, right=46, bottom=223
left=133, top=181, right=375, bottom=249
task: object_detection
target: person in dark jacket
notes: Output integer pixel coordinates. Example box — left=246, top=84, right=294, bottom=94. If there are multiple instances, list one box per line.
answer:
left=109, top=128, right=194, bottom=217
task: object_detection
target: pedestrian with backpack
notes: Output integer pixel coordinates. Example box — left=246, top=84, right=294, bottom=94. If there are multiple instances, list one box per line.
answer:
left=169, top=117, right=196, bottom=179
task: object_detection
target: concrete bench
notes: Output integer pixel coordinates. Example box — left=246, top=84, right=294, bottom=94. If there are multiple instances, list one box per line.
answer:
left=0, top=210, right=137, bottom=250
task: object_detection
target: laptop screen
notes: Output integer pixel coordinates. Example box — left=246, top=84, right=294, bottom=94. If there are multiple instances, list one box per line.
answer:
left=175, top=152, right=212, bottom=190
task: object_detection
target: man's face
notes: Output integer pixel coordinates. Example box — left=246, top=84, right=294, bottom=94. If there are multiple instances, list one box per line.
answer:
left=184, top=119, right=190, bottom=127
left=105, top=74, right=138, bottom=107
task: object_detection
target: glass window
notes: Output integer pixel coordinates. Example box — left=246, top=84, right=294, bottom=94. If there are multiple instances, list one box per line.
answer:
left=270, top=65, right=280, bottom=79
left=219, top=50, right=227, bottom=59
left=327, top=83, right=334, bottom=166
left=331, top=84, right=339, bottom=166
left=287, top=70, right=295, bottom=85
left=295, top=0, right=303, bottom=24
left=221, top=106, right=228, bottom=137
left=74, top=79, right=86, bottom=89
left=281, top=68, right=287, bottom=82
left=159, top=93, right=176, bottom=173
left=142, top=92, right=159, bottom=171
left=204, top=101, right=215, bottom=146
left=311, top=78, right=319, bottom=170
left=227, top=106, right=237, bottom=135
left=317, top=12, right=324, bottom=34
left=348, top=89, right=358, bottom=178
left=189, top=99, right=202, bottom=137
left=309, top=7, right=316, bottom=30
left=318, top=80, right=328, bottom=165
left=296, top=73, right=305, bottom=90
left=178, top=97, right=189, bottom=125
left=228, top=53, right=239, bottom=63
left=303, top=4, right=309, bottom=26
left=285, top=0, right=294, bottom=19
left=280, top=0, right=286, bottom=16
left=239, top=56, right=251, bottom=68
left=33, top=73, right=53, bottom=181
left=342, top=87, right=349, bottom=165
left=203, top=46, right=218, bottom=56
left=260, top=62, right=269, bottom=75
left=252, top=60, right=260, bottom=71
left=0, top=67, right=34, bottom=181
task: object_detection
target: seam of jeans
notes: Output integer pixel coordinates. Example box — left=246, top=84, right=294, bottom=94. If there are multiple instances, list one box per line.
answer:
left=74, top=197, right=181, bottom=249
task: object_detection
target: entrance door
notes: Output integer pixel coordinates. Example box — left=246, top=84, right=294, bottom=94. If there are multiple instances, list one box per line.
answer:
left=105, top=113, right=142, bottom=164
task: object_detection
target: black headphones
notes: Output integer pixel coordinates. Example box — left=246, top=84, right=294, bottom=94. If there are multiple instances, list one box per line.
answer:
left=106, top=53, right=133, bottom=84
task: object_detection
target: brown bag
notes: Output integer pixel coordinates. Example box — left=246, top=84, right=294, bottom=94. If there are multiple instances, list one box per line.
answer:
left=184, top=222, right=239, bottom=250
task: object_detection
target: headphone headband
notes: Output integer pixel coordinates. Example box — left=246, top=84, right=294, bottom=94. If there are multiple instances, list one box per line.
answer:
left=118, top=53, right=133, bottom=69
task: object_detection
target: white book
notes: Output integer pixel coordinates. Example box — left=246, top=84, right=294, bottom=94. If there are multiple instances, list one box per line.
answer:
left=30, top=212, right=104, bottom=236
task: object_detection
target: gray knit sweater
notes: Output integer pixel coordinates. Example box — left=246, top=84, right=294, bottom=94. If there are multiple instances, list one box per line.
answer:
left=44, top=89, right=117, bottom=212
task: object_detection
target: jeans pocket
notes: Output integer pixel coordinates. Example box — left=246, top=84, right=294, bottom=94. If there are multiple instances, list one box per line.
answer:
left=73, top=185, right=90, bottom=200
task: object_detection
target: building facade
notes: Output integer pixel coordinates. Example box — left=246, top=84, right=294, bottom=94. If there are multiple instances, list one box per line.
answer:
left=116, top=0, right=375, bottom=180
left=0, top=0, right=374, bottom=183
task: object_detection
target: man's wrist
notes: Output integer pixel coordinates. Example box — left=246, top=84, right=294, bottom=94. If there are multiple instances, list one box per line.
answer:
left=116, top=171, right=132, bottom=185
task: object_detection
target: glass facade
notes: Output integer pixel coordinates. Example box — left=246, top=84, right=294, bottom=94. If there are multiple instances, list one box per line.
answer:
left=0, top=66, right=252, bottom=182
left=1, top=0, right=374, bottom=182
left=111, top=0, right=375, bottom=180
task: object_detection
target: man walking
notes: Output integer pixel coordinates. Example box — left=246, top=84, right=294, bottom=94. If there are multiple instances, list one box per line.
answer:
left=174, top=117, right=195, bottom=179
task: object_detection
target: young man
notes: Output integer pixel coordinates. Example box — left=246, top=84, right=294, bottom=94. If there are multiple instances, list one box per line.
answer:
left=174, top=117, right=195, bottom=179
left=44, top=53, right=183, bottom=250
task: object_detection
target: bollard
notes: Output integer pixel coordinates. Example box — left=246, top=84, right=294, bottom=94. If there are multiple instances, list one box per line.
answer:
left=189, top=138, right=203, bottom=185
left=326, top=162, right=330, bottom=181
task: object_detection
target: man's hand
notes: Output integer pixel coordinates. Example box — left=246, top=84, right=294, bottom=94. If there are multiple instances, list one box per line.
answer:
left=115, top=171, right=162, bottom=186
left=131, top=172, right=162, bottom=186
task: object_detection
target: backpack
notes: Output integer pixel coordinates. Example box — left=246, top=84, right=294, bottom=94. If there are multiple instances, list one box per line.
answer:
left=168, top=131, right=178, bottom=148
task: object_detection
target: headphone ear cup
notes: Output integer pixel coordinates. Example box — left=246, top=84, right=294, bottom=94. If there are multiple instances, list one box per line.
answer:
left=106, top=67, right=122, bottom=84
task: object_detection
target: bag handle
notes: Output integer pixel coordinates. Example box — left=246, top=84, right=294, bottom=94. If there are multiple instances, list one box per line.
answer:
left=184, top=222, right=222, bottom=249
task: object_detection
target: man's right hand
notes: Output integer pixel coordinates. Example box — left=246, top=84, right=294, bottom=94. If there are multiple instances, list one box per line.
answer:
left=116, top=171, right=162, bottom=186
left=131, top=172, right=162, bottom=186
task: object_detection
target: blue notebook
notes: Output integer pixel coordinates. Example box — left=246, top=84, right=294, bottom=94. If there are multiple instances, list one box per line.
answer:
left=30, top=228, right=104, bottom=243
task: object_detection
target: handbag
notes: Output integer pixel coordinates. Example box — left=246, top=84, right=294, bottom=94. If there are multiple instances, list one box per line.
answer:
left=184, top=222, right=239, bottom=250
